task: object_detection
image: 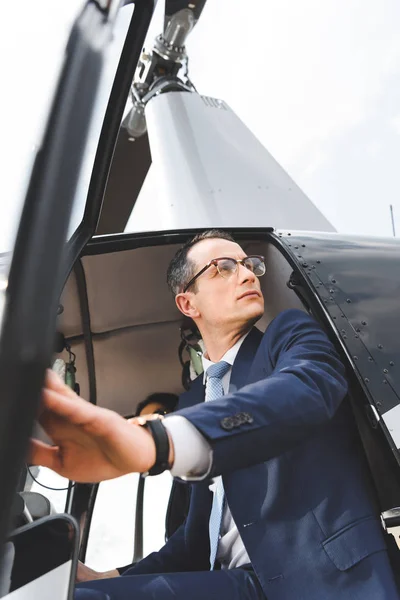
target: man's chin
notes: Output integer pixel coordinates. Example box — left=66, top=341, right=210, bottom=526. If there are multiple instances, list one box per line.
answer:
left=251, top=312, right=263, bottom=326
left=243, top=305, right=264, bottom=327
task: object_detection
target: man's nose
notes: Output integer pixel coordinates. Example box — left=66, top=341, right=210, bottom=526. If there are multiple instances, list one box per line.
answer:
left=237, top=262, right=256, bottom=284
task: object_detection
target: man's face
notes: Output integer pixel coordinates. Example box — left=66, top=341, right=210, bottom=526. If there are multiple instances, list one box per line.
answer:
left=185, top=238, right=265, bottom=330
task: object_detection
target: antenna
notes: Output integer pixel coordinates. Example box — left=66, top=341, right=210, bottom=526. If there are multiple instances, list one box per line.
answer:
left=390, top=204, right=396, bottom=237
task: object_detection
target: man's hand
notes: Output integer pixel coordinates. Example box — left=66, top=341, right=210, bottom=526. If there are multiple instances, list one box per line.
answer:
left=76, top=561, right=119, bottom=583
left=29, top=370, right=157, bottom=482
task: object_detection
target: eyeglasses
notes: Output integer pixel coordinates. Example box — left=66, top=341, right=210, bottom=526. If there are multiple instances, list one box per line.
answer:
left=183, top=255, right=265, bottom=293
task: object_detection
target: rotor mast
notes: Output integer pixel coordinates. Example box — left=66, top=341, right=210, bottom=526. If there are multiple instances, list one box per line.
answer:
left=123, top=2, right=205, bottom=139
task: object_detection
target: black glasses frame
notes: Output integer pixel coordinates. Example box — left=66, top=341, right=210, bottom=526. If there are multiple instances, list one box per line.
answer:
left=182, top=255, right=265, bottom=293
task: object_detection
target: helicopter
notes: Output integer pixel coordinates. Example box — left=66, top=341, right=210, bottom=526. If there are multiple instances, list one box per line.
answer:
left=1, top=0, right=400, bottom=598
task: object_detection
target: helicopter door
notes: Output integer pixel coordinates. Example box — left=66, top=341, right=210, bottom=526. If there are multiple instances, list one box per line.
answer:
left=2, top=515, right=78, bottom=600
left=273, top=232, right=400, bottom=518
left=0, top=0, right=155, bottom=583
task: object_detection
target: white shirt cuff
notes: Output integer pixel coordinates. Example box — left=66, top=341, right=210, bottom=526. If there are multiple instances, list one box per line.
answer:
left=162, top=415, right=213, bottom=480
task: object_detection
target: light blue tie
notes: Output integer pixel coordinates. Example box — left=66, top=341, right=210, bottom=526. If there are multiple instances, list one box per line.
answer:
left=206, top=360, right=231, bottom=569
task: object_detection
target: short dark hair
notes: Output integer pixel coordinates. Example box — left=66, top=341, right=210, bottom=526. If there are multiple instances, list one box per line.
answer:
left=167, top=230, right=235, bottom=295
left=135, top=392, right=179, bottom=417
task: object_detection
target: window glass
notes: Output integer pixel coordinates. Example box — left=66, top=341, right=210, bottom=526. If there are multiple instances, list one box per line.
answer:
left=26, top=467, right=69, bottom=514
left=0, top=1, right=136, bottom=268
left=142, top=472, right=173, bottom=559
left=85, top=472, right=172, bottom=571
left=0, top=1, right=83, bottom=332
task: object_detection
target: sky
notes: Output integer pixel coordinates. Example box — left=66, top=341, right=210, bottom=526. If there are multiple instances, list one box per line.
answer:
left=185, top=0, right=400, bottom=236
left=1, top=0, right=400, bottom=570
left=1, top=0, right=400, bottom=253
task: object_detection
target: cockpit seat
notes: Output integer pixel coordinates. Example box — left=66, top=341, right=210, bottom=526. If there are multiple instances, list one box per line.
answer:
left=20, top=491, right=55, bottom=520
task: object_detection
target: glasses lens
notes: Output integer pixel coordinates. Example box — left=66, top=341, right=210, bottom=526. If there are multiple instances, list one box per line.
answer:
left=244, top=256, right=265, bottom=276
left=216, top=258, right=237, bottom=279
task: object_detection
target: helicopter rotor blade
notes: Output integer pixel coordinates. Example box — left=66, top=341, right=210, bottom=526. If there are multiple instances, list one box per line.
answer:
left=95, top=128, right=151, bottom=235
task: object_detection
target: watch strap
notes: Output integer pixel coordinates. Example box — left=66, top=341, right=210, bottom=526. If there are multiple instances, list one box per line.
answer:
left=142, top=418, right=170, bottom=476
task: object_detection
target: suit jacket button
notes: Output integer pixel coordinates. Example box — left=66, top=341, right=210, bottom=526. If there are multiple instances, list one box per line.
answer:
left=221, top=417, right=234, bottom=431
left=242, top=412, right=253, bottom=424
left=236, top=412, right=248, bottom=425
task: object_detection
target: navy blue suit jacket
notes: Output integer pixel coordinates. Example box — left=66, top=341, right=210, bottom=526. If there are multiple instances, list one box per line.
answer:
left=131, top=309, right=398, bottom=599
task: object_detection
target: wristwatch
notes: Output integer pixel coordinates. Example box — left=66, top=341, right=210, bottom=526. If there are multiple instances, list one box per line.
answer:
left=137, top=415, right=171, bottom=476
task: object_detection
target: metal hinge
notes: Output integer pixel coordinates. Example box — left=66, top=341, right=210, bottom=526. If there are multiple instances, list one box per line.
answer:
left=381, top=508, right=400, bottom=549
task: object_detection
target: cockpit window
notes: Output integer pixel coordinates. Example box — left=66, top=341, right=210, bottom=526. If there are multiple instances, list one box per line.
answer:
left=0, top=2, right=84, bottom=306
left=67, top=5, right=135, bottom=241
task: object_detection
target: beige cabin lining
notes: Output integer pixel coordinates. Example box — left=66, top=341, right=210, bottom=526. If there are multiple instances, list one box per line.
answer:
left=57, top=241, right=305, bottom=416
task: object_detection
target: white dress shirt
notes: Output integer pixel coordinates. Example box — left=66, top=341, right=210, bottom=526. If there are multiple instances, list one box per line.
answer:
left=163, top=333, right=251, bottom=569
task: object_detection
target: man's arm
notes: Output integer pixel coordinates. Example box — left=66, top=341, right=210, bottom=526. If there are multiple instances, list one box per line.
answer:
left=76, top=521, right=203, bottom=581
left=168, top=309, right=348, bottom=477
left=30, top=310, right=345, bottom=483
left=30, top=370, right=167, bottom=482
left=119, top=522, right=209, bottom=576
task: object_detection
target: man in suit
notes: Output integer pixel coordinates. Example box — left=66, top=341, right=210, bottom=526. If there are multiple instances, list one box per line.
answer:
left=32, top=230, right=398, bottom=599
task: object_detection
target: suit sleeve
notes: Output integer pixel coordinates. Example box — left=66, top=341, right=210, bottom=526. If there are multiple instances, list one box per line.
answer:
left=171, top=309, right=348, bottom=477
left=119, top=521, right=205, bottom=576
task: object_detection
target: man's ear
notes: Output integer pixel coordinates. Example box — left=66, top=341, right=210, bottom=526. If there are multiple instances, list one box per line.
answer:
left=175, top=292, right=200, bottom=319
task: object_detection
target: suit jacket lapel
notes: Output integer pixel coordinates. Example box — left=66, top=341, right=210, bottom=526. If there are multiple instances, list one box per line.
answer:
left=178, top=326, right=264, bottom=410
left=229, top=327, right=263, bottom=392
left=178, top=375, right=205, bottom=410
